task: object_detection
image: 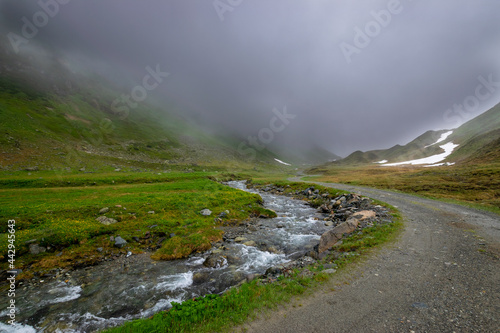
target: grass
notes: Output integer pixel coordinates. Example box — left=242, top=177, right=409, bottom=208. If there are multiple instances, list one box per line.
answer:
left=306, top=163, right=500, bottom=215
left=102, top=180, right=402, bottom=333
left=0, top=171, right=277, bottom=279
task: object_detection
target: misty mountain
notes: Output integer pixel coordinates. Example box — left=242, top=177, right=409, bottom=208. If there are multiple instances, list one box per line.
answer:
left=0, top=46, right=305, bottom=171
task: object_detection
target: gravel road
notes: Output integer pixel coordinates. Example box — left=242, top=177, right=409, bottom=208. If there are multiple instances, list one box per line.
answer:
left=239, top=180, right=499, bottom=333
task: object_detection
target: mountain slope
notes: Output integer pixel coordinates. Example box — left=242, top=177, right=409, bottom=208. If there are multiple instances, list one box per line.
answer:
left=0, top=49, right=287, bottom=172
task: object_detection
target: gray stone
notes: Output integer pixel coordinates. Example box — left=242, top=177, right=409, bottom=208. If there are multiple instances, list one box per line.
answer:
left=243, top=240, right=257, bottom=247
left=234, top=236, right=247, bottom=243
left=318, top=217, right=360, bottom=253
left=96, top=216, right=118, bottom=225
left=322, top=269, right=337, bottom=274
left=200, top=209, right=212, bottom=216
left=114, top=236, right=127, bottom=248
left=29, top=244, right=46, bottom=255
left=148, top=211, right=155, bottom=214
left=99, top=207, right=110, bottom=214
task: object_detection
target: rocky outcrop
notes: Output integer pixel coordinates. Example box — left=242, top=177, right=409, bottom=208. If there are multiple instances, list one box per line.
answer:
left=317, top=210, right=376, bottom=253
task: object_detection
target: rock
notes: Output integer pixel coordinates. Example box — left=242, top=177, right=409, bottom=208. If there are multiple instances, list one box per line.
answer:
left=126, top=251, right=132, bottom=257
left=218, top=211, right=228, bottom=218
left=29, top=244, right=46, bottom=255
left=324, top=221, right=334, bottom=226
left=148, top=211, right=155, bottom=214
left=25, top=166, right=39, bottom=172
left=352, top=210, right=376, bottom=221
left=96, top=216, right=118, bottom=225
left=318, top=204, right=330, bottom=213
left=99, top=207, right=110, bottom=214
left=322, top=269, right=337, bottom=274
left=114, top=168, right=121, bottom=172
left=193, top=271, right=209, bottom=285
left=203, top=254, right=227, bottom=268
left=200, top=209, right=212, bottom=216
left=79, top=167, right=85, bottom=172
left=114, top=236, right=127, bottom=248
left=243, top=240, right=257, bottom=247
left=318, top=217, right=360, bottom=253
left=234, top=236, right=247, bottom=243
left=96, top=247, right=103, bottom=252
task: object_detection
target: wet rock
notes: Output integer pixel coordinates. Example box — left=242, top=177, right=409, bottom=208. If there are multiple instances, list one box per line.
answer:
left=203, top=254, right=227, bottom=268
left=99, top=207, right=109, bottom=214
left=243, top=240, right=257, bottom=247
left=29, top=244, right=46, bottom=255
left=193, top=271, right=209, bottom=285
left=114, top=236, right=127, bottom=248
left=200, top=209, right=212, bottom=216
left=96, top=216, right=118, bottom=225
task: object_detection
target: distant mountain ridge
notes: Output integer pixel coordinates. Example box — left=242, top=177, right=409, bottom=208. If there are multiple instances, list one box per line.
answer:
left=320, top=103, right=500, bottom=167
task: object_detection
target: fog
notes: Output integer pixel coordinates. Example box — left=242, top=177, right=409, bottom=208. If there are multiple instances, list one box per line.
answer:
left=1, top=0, right=500, bottom=157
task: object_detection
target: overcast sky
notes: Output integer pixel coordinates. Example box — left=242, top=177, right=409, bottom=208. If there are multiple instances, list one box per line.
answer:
left=1, top=0, right=500, bottom=156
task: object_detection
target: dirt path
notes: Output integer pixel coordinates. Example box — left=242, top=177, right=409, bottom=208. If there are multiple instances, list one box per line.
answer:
left=239, top=180, right=500, bottom=332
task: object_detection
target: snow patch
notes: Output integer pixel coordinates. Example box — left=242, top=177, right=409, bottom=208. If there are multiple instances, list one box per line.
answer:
left=274, top=158, right=291, bottom=166
left=373, top=160, right=388, bottom=164
left=425, top=130, right=453, bottom=148
left=382, top=142, right=458, bottom=166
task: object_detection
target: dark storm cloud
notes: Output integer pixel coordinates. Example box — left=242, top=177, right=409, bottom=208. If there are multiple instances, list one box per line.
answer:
left=1, top=0, right=500, bottom=156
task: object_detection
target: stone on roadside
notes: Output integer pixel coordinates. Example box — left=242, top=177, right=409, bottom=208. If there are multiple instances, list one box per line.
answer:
left=114, top=236, right=127, bottom=248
